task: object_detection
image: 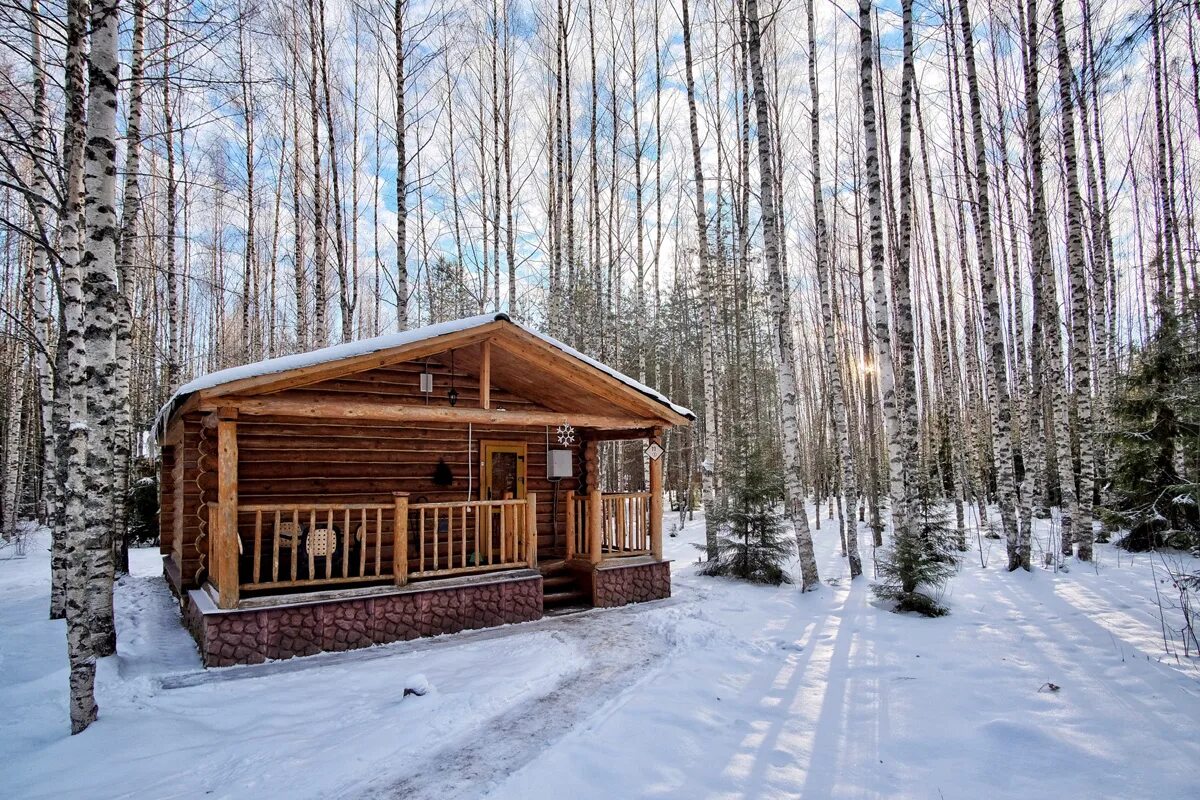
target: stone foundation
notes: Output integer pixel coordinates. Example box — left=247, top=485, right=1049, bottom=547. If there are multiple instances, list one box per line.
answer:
left=592, top=558, right=671, bottom=608
left=185, top=571, right=543, bottom=667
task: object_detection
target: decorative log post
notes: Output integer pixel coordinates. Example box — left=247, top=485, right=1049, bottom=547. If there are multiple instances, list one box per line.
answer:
left=583, top=438, right=602, bottom=564
left=393, top=492, right=409, bottom=585
left=649, top=427, right=664, bottom=561
left=480, top=339, right=491, bottom=409
left=525, top=491, right=538, bottom=568
left=565, top=489, right=575, bottom=560
left=587, top=488, right=602, bottom=566
left=216, top=408, right=239, bottom=609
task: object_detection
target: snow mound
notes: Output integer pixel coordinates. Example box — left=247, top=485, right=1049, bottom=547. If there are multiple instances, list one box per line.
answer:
left=403, top=673, right=430, bottom=697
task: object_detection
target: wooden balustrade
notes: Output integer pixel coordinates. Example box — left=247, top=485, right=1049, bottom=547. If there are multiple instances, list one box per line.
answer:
left=207, top=485, right=660, bottom=606
left=405, top=495, right=537, bottom=579
left=600, top=492, right=652, bottom=555
left=235, top=502, right=398, bottom=593
left=216, top=496, right=539, bottom=598
left=566, top=490, right=653, bottom=562
left=566, top=490, right=588, bottom=561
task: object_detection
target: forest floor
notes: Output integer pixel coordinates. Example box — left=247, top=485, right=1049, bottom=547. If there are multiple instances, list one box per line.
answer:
left=2, top=509, right=1198, bottom=799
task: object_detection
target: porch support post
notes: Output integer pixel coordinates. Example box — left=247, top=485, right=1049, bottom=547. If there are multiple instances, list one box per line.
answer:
left=216, top=408, right=239, bottom=609
left=583, top=438, right=602, bottom=565
left=588, top=488, right=602, bottom=566
left=564, top=489, right=575, bottom=560
left=649, top=427, right=664, bottom=561
left=525, top=492, right=538, bottom=568
left=480, top=339, right=491, bottom=409
left=394, top=492, right=409, bottom=586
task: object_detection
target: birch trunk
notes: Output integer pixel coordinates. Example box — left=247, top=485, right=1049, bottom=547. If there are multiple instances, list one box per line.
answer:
left=960, top=0, right=1023, bottom=567
left=892, top=0, right=924, bottom=518
left=746, top=0, right=820, bottom=590
left=681, top=0, right=720, bottom=562
left=65, top=0, right=122, bottom=732
left=808, top=0, right=861, bottom=577
left=306, top=0, right=327, bottom=344
left=113, top=0, right=146, bottom=574
left=28, top=0, right=56, bottom=539
left=395, top=0, right=408, bottom=328
left=162, top=0, right=180, bottom=387
left=858, top=0, right=907, bottom=539
left=52, top=0, right=90, bottom=623
left=1051, top=0, right=1093, bottom=560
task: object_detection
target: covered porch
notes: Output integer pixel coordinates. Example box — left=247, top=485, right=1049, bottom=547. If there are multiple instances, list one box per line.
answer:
left=200, top=417, right=667, bottom=612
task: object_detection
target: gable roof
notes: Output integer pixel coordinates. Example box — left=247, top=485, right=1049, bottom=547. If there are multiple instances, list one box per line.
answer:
left=154, top=313, right=694, bottom=437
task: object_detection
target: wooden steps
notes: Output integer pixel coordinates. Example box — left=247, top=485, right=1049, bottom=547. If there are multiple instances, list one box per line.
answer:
left=539, top=560, right=590, bottom=611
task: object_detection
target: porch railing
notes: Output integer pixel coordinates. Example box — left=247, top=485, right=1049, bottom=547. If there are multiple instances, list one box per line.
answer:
left=207, top=493, right=538, bottom=608
left=237, top=502, right=398, bottom=592
left=404, top=495, right=537, bottom=580
left=565, top=490, right=653, bottom=563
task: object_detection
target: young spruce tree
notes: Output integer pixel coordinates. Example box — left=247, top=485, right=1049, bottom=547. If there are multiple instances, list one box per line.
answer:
left=873, top=476, right=957, bottom=616
left=698, top=434, right=793, bottom=586
left=1108, top=313, right=1200, bottom=551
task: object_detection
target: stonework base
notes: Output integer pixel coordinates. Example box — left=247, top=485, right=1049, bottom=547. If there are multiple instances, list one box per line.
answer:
left=185, top=573, right=542, bottom=667
left=592, top=559, right=671, bottom=608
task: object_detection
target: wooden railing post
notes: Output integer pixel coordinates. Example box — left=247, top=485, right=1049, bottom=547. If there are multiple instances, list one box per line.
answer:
left=564, top=489, right=575, bottom=560
left=649, top=427, right=664, bottom=561
left=216, top=410, right=239, bottom=609
left=587, top=488, right=602, bottom=565
left=525, top=492, right=538, bottom=568
left=394, top=492, right=409, bottom=586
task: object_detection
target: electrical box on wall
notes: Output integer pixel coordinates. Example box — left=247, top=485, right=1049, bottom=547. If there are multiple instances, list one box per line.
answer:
left=547, top=449, right=573, bottom=479
left=419, top=372, right=434, bottom=393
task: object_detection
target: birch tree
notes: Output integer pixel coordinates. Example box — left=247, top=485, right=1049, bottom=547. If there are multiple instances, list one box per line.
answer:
left=746, top=0, right=820, bottom=589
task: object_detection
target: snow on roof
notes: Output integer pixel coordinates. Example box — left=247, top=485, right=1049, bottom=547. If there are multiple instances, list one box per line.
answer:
left=154, top=313, right=694, bottom=437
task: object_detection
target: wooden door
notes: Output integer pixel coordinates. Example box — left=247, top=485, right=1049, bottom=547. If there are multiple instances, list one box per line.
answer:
left=481, top=441, right=526, bottom=501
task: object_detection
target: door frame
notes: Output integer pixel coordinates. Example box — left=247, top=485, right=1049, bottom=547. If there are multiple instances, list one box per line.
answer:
left=479, top=440, right=527, bottom=501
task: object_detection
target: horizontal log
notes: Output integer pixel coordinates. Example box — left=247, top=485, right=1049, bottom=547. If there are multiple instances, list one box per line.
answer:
left=236, top=462, right=574, bottom=480
left=201, top=395, right=658, bottom=430
left=291, top=381, right=540, bottom=406
left=281, top=388, right=544, bottom=410
left=238, top=502, right=394, bottom=512
left=242, top=575, right=394, bottom=592
left=409, top=498, right=529, bottom=510
left=237, top=444, right=566, bottom=461
left=234, top=486, right=578, bottom=500
left=234, top=418, right=582, bottom=436
left=407, top=562, right=528, bottom=580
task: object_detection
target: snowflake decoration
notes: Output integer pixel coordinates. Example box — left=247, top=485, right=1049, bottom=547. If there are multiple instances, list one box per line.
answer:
left=556, top=422, right=577, bottom=446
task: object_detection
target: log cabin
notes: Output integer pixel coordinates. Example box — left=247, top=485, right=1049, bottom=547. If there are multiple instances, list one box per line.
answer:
left=155, top=313, right=693, bottom=666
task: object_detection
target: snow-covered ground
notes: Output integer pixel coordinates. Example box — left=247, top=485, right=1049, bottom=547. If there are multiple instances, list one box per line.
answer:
left=2, top=511, right=1198, bottom=799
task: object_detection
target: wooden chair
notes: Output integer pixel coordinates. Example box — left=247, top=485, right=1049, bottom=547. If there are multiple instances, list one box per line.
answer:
left=306, top=525, right=339, bottom=558
left=277, top=520, right=303, bottom=552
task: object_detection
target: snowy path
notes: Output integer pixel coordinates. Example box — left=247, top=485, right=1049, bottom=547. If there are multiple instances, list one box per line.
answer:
left=354, top=604, right=674, bottom=800
left=3, top=512, right=1199, bottom=800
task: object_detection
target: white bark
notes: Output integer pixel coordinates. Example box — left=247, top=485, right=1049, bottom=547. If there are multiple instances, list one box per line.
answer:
left=961, top=0, right=1023, bottom=567
left=681, top=0, right=721, bottom=562
left=808, top=0, right=860, bottom=578
left=1052, top=0, right=1093, bottom=560
left=746, top=0, right=820, bottom=590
